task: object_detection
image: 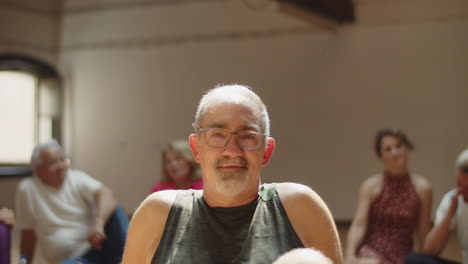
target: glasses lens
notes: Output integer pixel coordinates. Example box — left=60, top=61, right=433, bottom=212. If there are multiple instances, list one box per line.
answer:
left=48, top=158, right=69, bottom=168
left=237, top=132, right=261, bottom=150
left=206, top=130, right=230, bottom=148
left=204, top=129, right=262, bottom=150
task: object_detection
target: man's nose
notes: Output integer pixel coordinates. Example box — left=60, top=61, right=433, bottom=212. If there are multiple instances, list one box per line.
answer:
left=56, top=159, right=69, bottom=169
left=222, top=136, right=243, bottom=156
left=56, top=161, right=66, bottom=169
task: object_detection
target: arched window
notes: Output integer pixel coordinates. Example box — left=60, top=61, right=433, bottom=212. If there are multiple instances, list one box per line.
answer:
left=0, top=54, right=62, bottom=176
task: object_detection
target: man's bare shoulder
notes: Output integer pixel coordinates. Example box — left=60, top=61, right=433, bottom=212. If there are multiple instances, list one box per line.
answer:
left=274, top=183, right=342, bottom=262
left=276, top=182, right=314, bottom=196
left=18, top=176, right=34, bottom=189
left=145, top=190, right=178, bottom=209
left=131, top=190, right=179, bottom=221
left=275, top=182, right=327, bottom=211
left=122, top=190, right=184, bottom=263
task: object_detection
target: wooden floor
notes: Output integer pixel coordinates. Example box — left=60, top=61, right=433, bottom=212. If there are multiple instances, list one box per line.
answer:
left=336, top=223, right=462, bottom=262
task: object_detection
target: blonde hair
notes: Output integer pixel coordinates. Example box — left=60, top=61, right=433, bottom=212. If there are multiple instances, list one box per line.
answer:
left=161, top=139, right=201, bottom=181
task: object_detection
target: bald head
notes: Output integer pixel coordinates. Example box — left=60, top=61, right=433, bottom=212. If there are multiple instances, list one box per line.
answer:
left=273, top=248, right=333, bottom=264
left=193, top=84, right=270, bottom=138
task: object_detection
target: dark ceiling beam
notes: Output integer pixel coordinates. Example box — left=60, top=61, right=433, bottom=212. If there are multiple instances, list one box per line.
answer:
left=277, top=0, right=355, bottom=24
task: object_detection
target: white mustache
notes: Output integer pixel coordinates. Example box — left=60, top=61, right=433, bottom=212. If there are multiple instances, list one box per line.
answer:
left=216, top=158, right=248, bottom=167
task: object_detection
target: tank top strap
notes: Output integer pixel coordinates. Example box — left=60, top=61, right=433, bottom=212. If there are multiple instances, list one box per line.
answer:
left=258, top=183, right=277, bottom=201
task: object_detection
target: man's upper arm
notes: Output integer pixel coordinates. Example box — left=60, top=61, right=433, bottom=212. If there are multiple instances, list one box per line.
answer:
left=277, top=183, right=343, bottom=264
left=16, top=180, right=37, bottom=259
left=74, top=170, right=104, bottom=204
left=121, top=190, right=176, bottom=264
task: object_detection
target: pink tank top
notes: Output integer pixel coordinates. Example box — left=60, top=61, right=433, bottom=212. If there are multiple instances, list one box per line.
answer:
left=358, top=172, right=421, bottom=264
left=149, top=178, right=204, bottom=193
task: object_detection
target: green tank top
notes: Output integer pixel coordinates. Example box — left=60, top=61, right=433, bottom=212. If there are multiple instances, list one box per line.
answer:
left=152, top=183, right=304, bottom=264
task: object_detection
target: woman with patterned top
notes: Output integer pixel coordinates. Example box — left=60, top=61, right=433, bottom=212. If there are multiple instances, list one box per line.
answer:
left=345, top=129, right=432, bottom=264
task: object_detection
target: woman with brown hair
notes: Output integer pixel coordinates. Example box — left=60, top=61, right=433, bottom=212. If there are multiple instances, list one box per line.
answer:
left=345, top=129, right=432, bottom=264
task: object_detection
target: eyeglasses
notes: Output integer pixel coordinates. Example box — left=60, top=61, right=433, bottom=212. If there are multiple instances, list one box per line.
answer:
left=197, top=128, right=264, bottom=151
left=41, top=158, right=70, bottom=169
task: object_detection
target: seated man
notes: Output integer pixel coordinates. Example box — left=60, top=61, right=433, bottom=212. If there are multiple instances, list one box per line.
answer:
left=15, top=139, right=129, bottom=264
left=121, top=84, right=342, bottom=264
left=407, top=148, right=468, bottom=264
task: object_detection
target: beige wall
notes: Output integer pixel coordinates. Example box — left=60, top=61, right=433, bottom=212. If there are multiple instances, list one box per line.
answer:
left=0, top=0, right=61, bottom=210
left=1, top=0, right=468, bottom=220
left=0, top=0, right=61, bottom=66
left=58, top=0, right=468, bottom=219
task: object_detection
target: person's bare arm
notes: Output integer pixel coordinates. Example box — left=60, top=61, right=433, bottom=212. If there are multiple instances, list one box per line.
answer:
left=278, top=183, right=343, bottom=264
left=424, top=189, right=459, bottom=255
left=121, top=190, right=176, bottom=264
left=89, top=185, right=118, bottom=249
left=345, top=179, right=376, bottom=264
left=0, top=207, right=15, bottom=227
left=413, top=177, right=432, bottom=252
left=20, top=229, right=36, bottom=263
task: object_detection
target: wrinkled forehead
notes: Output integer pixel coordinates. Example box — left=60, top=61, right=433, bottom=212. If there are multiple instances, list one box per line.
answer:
left=201, top=101, right=262, bottom=131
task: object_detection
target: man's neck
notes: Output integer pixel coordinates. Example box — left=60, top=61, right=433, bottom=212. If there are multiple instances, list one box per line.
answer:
left=202, top=186, right=260, bottom=208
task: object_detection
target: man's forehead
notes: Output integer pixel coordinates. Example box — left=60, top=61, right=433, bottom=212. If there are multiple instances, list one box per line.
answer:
left=41, top=147, right=63, bottom=159
left=201, top=102, right=261, bottom=130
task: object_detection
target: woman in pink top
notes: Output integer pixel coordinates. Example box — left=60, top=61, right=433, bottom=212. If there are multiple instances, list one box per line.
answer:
left=345, top=129, right=432, bottom=264
left=150, top=139, right=203, bottom=193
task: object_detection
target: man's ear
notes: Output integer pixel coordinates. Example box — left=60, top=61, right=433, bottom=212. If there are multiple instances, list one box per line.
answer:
left=262, top=137, right=275, bottom=166
left=189, top=134, right=201, bottom=163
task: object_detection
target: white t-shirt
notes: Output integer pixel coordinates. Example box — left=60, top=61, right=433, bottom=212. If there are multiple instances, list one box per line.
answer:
left=15, top=169, right=103, bottom=264
left=435, top=189, right=468, bottom=264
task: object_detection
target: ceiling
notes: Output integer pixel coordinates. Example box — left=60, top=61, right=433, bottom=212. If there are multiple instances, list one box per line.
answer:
left=276, top=0, right=355, bottom=24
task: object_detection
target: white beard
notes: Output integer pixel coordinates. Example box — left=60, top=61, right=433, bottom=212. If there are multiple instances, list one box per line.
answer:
left=215, top=169, right=249, bottom=196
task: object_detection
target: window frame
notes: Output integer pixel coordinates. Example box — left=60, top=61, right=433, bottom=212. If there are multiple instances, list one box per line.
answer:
left=0, top=53, right=62, bottom=177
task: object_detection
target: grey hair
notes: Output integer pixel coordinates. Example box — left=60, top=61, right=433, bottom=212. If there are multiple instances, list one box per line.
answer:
left=193, top=84, right=270, bottom=139
left=31, top=139, right=63, bottom=168
left=456, top=148, right=468, bottom=168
